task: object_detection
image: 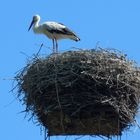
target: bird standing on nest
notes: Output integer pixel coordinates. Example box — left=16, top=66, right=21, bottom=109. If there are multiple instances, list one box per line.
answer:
left=28, top=15, right=80, bottom=53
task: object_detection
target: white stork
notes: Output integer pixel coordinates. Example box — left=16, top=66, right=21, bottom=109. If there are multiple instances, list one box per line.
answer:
left=28, top=15, right=80, bottom=53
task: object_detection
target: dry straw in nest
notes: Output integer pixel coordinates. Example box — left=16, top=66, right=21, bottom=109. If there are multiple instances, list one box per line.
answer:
left=16, top=48, right=140, bottom=137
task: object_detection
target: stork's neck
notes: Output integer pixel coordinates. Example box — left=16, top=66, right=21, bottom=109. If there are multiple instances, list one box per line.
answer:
left=33, top=20, right=42, bottom=34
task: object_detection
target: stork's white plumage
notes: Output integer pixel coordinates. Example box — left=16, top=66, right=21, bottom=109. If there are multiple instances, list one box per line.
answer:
left=28, top=15, right=80, bottom=52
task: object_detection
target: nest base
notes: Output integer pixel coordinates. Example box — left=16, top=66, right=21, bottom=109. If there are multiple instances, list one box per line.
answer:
left=39, top=105, right=121, bottom=136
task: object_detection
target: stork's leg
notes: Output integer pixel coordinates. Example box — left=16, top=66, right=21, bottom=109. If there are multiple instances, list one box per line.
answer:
left=55, top=39, right=58, bottom=53
left=52, top=39, right=55, bottom=53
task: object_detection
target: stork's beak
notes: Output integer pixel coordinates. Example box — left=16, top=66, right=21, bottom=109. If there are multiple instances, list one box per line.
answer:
left=28, top=19, right=34, bottom=31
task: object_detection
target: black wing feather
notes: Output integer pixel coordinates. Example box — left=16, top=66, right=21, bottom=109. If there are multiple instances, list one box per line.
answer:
left=47, top=27, right=75, bottom=36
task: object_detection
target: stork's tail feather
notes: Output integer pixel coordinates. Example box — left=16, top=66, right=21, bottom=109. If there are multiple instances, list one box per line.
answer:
left=75, top=37, right=80, bottom=42
left=72, top=35, right=80, bottom=42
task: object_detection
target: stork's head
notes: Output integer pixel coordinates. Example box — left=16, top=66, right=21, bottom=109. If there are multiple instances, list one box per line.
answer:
left=28, top=15, right=40, bottom=31
left=33, top=15, right=40, bottom=22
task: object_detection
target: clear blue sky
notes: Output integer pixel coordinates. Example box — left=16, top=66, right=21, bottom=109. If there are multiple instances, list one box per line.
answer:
left=0, top=0, right=140, bottom=140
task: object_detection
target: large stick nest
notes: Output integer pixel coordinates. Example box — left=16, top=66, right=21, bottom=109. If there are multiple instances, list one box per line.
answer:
left=16, top=48, right=140, bottom=137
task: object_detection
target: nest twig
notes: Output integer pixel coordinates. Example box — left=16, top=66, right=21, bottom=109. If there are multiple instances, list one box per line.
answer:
left=15, top=48, right=140, bottom=137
